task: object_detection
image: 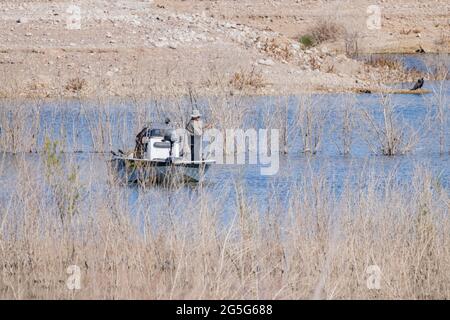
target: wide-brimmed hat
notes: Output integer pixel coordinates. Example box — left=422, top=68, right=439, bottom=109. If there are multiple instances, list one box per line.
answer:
left=191, top=109, right=201, bottom=118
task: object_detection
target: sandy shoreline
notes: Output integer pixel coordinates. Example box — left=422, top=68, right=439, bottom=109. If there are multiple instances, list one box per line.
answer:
left=0, top=0, right=448, bottom=99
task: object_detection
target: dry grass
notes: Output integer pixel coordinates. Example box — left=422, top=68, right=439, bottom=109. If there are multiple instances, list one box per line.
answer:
left=364, top=56, right=406, bottom=71
left=426, top=77, right=448, bottom=155
left=262, top=97, right=290, bottom=154
left=229, top=68, right=265, bottom=92
left=65, top=78, right=87, bottom=93
left=305, top=19, right=345, bottom=46
left=344, top=30, right=360, bottom=58
left=0, top=100, right=41, bottom=153
left=0, top=153, right=448, bottom=299
left=425, top=56, right=450, bottom=81
left=0, top=89, right=449, bottom=299
left=0, top=88, right=446, bottom=157
left=331, top=94, right=357, bottom=155
left=434, top=31, right=450, bottom=49
left=294, top=95, right=329, bottom=154
left=362, top=55, right=428, bottom=85
left=359, top=95, right=424, bottom=156
left=261, top=38, right=294, bottom=62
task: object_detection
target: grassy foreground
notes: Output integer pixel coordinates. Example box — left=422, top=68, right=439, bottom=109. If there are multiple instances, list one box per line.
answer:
left=0, top=153, right=448, bottom=299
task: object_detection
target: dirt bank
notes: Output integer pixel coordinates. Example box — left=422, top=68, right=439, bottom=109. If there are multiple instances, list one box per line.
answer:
left=0, top=0, right=448, bottom=98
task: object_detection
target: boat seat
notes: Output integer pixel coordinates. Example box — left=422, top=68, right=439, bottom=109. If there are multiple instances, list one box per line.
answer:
left=153, top=141, right=171, bottom=149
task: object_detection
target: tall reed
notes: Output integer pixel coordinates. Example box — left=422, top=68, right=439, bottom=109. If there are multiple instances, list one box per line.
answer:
left=0, top=151, right=448, bottom=299
left=359, top=95, right=425, bottom=156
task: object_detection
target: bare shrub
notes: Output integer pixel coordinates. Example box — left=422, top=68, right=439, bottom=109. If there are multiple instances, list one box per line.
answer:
left=207, top=95, right=250, bottom=130
left=363, top=55, right=425, bottom=83
left=434, top=31, right=449, bottom=49
left=262, top=97, right=290, bottom=154
left=308, top=19, right=345, bottom=45
left=359, top=95, right=424, bottom=156
left=344, top=30, right=360, bottom=58
left=43, top=138, right=82, bottom=222
left=80, top=102, right=115, bottom=153
left=229, top=68, right=265, bottom=91
left=294, top=95, right=329, bottom=154
left=424, top=54, right=450, bottom=81
left=0, top=101, right=41, bottom=153
left=65, top=77, right=87, bottom=93
left=364, top=56, right=405, bottom=70
left=425, top=78, right=448, bottom=154
left=331, top=95, right=357, bottom=155
left=261, top=38, right=294, bottom=61
left=205, top=94, right=251, bottom=157
left=309, top=56, right=321, bottom=70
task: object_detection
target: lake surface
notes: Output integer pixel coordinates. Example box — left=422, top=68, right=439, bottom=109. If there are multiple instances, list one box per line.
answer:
left=0, top=55, right=449, bottom=218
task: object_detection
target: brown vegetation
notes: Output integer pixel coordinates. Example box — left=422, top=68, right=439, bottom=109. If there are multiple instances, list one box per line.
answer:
left=229, top=68, right=265, bottom=92
left=308, top=20, right=346, bottom=46
left=65, top=78, right=87, bottom=93
left=0, top=155, right=448, bottom=299
left=0, top=81, right=448, bottom=300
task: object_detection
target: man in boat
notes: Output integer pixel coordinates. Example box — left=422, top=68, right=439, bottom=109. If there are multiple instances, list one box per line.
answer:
left=185, top=109, right=210, bottom=161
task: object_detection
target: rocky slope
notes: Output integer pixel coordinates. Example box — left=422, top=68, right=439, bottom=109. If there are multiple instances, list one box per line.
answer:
left=0, top=0, right=447, bottom=98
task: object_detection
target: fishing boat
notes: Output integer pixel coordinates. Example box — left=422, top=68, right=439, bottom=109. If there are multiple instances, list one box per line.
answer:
left=110, top=124, right=214, bottom=185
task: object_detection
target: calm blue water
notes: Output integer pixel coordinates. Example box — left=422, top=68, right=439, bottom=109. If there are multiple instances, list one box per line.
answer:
left=0, top=55, right=449, bottom=218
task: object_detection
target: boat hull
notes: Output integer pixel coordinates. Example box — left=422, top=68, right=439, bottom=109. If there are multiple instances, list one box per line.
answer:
left=110, top=157, right=212, bottom=185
